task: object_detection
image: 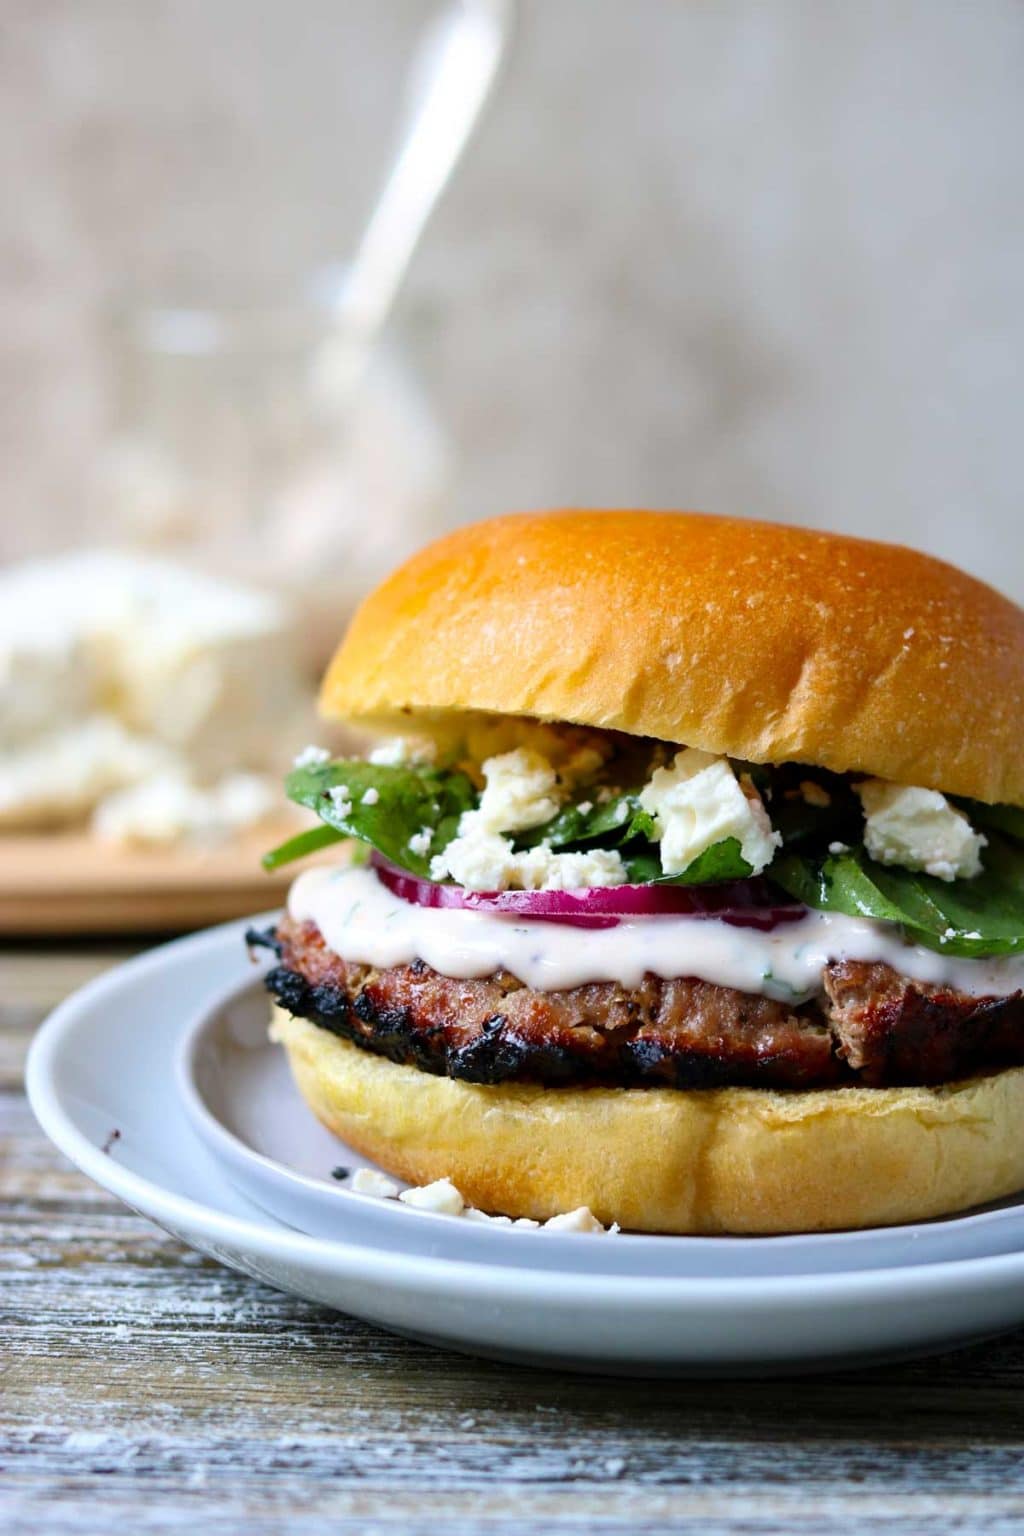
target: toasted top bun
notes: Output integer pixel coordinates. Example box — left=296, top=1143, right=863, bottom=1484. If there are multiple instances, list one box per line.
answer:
left=321, top=510, right=1024, bottom=807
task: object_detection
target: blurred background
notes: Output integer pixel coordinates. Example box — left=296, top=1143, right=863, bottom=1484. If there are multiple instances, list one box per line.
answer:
left=1, top=0, right=1022, bottom=924
left=4, top=0, right=1023, bottom=586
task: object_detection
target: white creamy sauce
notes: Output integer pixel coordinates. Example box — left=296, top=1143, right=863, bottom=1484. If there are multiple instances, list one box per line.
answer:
left=288, top=865, right=1024, bottom=1002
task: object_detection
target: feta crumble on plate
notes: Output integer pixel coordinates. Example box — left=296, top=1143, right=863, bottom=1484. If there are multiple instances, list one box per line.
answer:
left=343, top=1168, right=617, bottom=1233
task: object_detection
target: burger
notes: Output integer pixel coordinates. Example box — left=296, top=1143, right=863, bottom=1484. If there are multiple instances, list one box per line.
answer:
left=250, top=510, right=1024, bottom=1234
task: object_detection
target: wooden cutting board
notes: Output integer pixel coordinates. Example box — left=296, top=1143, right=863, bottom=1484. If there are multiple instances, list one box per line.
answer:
left=0, top=820, right=315, bottom=934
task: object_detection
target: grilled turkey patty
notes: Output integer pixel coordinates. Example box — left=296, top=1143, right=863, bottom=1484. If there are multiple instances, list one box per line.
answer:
left=253, top=917, right=1024, bottom=1090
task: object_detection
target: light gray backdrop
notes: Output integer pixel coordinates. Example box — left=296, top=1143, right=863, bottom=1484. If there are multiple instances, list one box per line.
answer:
left=2, top=1, right=1022, bottom=595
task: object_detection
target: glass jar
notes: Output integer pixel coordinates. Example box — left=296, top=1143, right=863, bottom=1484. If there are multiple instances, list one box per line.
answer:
left=99, top=272, right=452, bottom=666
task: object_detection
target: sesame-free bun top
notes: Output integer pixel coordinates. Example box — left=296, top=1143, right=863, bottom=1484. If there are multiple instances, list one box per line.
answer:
left=321, top=510, right=1024, bottom=807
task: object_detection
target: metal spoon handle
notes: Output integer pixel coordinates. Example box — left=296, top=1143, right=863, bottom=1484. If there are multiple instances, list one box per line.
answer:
left=341, top=0, right=513, bottom=345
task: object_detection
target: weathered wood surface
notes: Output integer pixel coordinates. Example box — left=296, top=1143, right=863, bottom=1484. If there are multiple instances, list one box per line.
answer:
left=5, top=943, right=1024, bottom=1535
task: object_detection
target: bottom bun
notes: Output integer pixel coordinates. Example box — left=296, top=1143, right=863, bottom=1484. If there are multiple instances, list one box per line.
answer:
left=272, top=1008, right=1024, bottom=1234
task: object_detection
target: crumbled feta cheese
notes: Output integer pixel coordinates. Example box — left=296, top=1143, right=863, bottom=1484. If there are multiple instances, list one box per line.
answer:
left=217, top=773, right=279, bottom=828
left=638, top=749, right=780, bottom=877
left=576, top=800, right=593, bottom=816
left=384, top=1187, right=610, bottom=1232
left=429, top=746, right=626, bottom=890
left=431, top=831, right=626, bottom=892
left=799, top=780, right=831, bottom=809
left=857, top=780, right=986, bottom=882
left=461, top=720, right=611, bottom=785
left=93, top=769, right=276, bottom=847
left=828, top=841, right=850, bottom=855
left=543, top=1206, right=606, bottom=1233
left=407, top=826, right=433, bottom=858
left=0, top=551, right=310, bottom=831
left=368, top=737, right=435, bottom=766
left=0, top=631, right=94, bottom=750
left=350, top=1168, right=400, bottom=1198
left=361, top=786, right=380, bottom=806
left=368, top=739, right=411, bottom=766
left=475, top=749, right=562, bottom=834
left=431, top=830, right=520, bottom=889
left=293, top=744, right=330, bottom=769
left=513, top=845, right=627, bottom=890
left=0, top=718, right=171, bottom=830
left=398, top=1177, right=465, bottom=1215
left=327, top=786, right=353, bottom=818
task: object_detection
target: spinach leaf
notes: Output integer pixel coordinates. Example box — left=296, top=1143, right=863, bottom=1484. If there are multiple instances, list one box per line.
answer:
left=616, top=846, right=663, bottom=883
left=524, top=790, right=751, bottom=883
left=522, top=792, right=655, bottom=850
left=619, top=837, right=753, bottom=885
left=264, top=760, right=476, bottom=876
left=771, top=844, right=1024, bottom=958
left=658, top=836, right=754, bottom=885
left=261, top=823, right=347, bottom=872
left=525, top=779, right=755, bottom=885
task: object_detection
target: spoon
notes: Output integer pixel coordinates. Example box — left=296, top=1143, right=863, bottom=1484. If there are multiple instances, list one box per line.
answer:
left=313, top=0, right=514, bottom=413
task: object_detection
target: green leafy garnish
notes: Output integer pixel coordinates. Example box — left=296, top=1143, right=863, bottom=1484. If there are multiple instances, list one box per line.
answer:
left=263, top=749, right=1024, bottom=960
left=771, top=843, right=1024, bottom=958
left=262, top=760, right=475, bottom=876
left=521, top=792, right=654, bottom=850
left=261, top=822, right=348, bottom=872
left=615, top=837, right=754, bottom=885
left=522, top=792, right=751, bottom=883
left=664, top=837, right=754, bottom=884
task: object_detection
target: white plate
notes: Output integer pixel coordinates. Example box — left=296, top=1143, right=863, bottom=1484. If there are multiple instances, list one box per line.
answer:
left=25, top=917, right=1024, bottom=1374
left=178, top=975, right=1024, bottom=1278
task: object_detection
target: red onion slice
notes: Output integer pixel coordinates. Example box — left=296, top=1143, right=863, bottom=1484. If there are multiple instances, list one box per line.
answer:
left=370, top=853, right=806, bottom=930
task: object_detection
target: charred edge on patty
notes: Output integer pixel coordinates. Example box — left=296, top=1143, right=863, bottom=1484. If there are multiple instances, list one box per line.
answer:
left=246, top=925, right=283, bottom=959
left=263, top=919, right=1024, bottom=1090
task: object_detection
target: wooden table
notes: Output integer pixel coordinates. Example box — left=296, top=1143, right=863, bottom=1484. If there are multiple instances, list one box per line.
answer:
left=6, top=942, right=1024, bottom=1535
